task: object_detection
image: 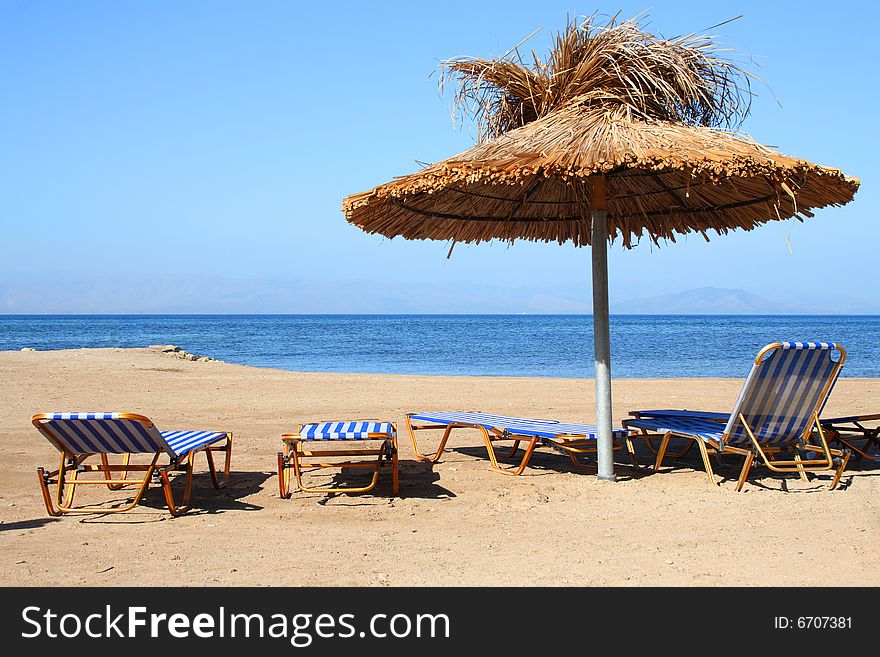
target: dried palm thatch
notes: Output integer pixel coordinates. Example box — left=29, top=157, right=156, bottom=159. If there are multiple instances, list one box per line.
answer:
left=342, top=14, right=858, bottom=247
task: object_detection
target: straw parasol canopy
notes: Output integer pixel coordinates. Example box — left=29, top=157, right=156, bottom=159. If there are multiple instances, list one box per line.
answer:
left=343, top=15, right=858, bottom=247
left=341, top=14, right=859, bottom=480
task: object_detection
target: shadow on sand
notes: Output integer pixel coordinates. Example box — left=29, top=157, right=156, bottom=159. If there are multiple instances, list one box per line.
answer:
left=298, top=459, right=457, bottom=506
left=451, top=444, right=649, bottom=481
left=0, top=517, right=61, bottom=532
left=72, top=470, right=271, bottom=523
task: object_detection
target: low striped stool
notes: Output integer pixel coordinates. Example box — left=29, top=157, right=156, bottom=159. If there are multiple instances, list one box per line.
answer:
left=277, top=420, right=398, bottom=497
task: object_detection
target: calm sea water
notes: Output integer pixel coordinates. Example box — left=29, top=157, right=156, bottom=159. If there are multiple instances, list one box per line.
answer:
left=0, top=315, right=877, bottom=378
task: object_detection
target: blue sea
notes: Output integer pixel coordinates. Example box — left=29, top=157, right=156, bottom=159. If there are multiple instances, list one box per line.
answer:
left=0, top=315, right=878, bottom=378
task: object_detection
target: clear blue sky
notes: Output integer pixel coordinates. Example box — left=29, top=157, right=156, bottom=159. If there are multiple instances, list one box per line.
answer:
left=1, top=0, right=877, bottom=313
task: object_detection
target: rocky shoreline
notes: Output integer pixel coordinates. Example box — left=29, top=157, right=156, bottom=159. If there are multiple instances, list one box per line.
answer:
left=147, top=344, right=220, bottom=363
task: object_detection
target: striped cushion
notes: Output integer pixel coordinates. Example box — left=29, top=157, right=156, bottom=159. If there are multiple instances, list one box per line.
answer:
left=502, top=420, right=629, bottom=440
left=820, top=414, right=868, bottom=425
left=408, top=411, right=628, bottom=440
left=160, top=430, right=229, bottom=456
left=408, top=411, right=560, bottom=429
left=297, top=421, right=395, bottom=440
left=631, top=409, right=728, bottom=421
left=624, top=416, right=726, bottom=443
left=36, top=413, right=226, bottom=457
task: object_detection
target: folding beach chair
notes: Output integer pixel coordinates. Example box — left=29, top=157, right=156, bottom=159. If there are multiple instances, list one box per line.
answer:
left=32, top=412, right=233, bottom=516
left=622, top=342, right=851, bottom=491
left=277, top=420, right=398, bottom=496
left=405, top=411, right=631, bottom=476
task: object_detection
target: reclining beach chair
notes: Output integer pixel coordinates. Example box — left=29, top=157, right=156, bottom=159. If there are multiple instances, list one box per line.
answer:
left=32, top=412, right=233, bottom=516
left=622, top=409, right=880, bottom=461
left=405, top=411, right=630, bottom=476
left=622, top=342, right=851, bottom=491
left=277, top=420, right=398, bottom=496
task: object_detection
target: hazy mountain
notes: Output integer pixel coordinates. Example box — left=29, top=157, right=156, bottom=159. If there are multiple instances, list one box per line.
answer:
left=0, top=278, right=872, bottom=314
left=611, top=286, right=818, bottom=314
left=0, top=275, right=590, bottom=314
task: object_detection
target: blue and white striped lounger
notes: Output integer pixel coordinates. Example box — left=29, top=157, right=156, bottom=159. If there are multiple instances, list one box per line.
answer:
left=632, top=409, right=880, bottom=462
left=405, top=411, right=630, bottom=476
left=622, top=341, right=852, bottom=490
left=278, top=420, right=398, bottom=496
left=32, top=412, right=233, bottom=516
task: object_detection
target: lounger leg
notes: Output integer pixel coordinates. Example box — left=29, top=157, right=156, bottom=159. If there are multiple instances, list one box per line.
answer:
left=41, top=454, right=160, bottom=516
left=638, top=431, right=695, bottom=458
left=653, top=433, right=672, bottom=472
left=792, top=452, right=810, bottom=482
left=828, top=449, right=851, bottom=490
left=36, top=467, right=62, bottom=517
left=100, top=453, right=131, bottom=490
left=564, top=449, right=597, bottom=472
left=205, top=433, right=233, bottom=489
left=505, top=440, right=521, bottom=458
left=277, top=446, right=291, bottom=498
left=484, top=427, right=539, bottom=476
left=160, top=454, right=194, bottom=517
left=390, top=437, right=399, bottom=496
left=406, top=415, right=453, bottom=463
left=59, top=455, right=79, bottom=509
left=735, top=452, right=755, bottom=492
left=624, top=432, right=641, bottom=468
left=695, top=439, right=718, bottom=487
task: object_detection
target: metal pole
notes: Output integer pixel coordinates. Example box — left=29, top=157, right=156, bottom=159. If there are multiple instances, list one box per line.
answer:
left=591, top=205, right=615, bottom=482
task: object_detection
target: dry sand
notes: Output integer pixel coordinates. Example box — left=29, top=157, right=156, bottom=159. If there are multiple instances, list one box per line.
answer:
left=1, top=348, right=877, bottom=586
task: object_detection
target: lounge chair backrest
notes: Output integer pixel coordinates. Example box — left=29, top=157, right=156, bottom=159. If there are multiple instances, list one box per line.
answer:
left=722, top=342, right=845, bottom=448
left=33, top=412, right=174, bottom=457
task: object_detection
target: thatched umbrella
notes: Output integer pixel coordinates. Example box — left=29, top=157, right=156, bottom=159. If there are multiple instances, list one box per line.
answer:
left=341, top=15, right=859, bottom=480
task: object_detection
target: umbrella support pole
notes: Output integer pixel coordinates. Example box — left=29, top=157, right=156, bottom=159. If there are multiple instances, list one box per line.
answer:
left=591, top=194, right=616, bottom=481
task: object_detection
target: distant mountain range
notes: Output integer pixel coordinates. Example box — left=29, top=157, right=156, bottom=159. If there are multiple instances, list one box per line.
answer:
left=0, top=278, right=874, bottom=314
left=611, top=286, right=818, bottom=315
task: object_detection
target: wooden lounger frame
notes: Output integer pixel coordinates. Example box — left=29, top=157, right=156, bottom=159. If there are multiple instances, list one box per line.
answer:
left=277, top=420, right=398, bottom=496
left=624, top=343, right=851, bottom=491
left=626, top=412, right=850, bottom=491
left=32, top=413, right=232, bottom=517
left=821, top=413, right=880, bottom=461
left=404, top=415, right=629, bottom=476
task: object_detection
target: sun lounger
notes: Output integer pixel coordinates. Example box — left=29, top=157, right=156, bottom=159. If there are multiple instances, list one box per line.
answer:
left=405, top=411, right=631, bottom=475
left=277, top=420, right=398, bottom=496
left=629, top=407, right=880, bottom=463
left=32, top=412, right=233, bottom=516
left=623, top=342, right=851, bottom=490
left=816, top=414, right=880, bottom=461
left=628, top=409, right=880, bottom=462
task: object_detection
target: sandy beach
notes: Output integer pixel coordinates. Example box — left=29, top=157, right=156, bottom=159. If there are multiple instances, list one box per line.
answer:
left=1, top=347, right=877, bottom=587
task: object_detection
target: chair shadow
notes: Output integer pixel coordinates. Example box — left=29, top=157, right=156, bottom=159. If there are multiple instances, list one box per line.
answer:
left=308, top=459, right=456, bottom=505
left=629, top=437, right=869, bottom=491
left=448, top=445, right=649, bottom=481
left=0, top=517, right=61, bottom=532
left=75, top=470, right=270, bottom=523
